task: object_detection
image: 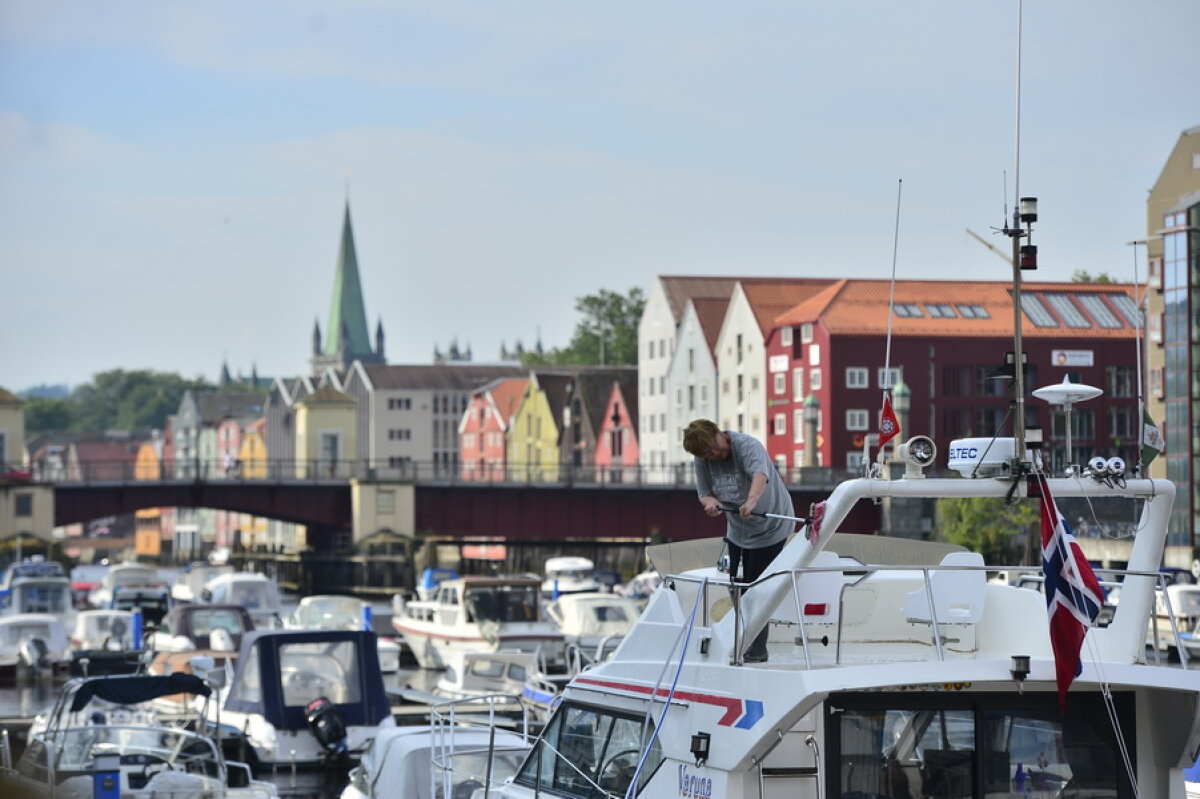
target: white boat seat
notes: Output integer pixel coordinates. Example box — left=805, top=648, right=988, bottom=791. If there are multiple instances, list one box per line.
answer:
left=786, top=552, right=860, bottom=625
left=904, top=552, right=987, bottom=624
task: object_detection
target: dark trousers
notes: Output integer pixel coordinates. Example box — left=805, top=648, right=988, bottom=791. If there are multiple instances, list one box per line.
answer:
left=728, top=538, right=786, bottom=659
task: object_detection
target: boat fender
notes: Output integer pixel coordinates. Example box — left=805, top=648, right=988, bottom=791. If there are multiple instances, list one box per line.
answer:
left=304, top=697, right=347, bottom=755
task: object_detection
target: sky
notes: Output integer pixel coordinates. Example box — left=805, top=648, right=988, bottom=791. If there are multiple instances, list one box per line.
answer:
left=2, top=1, right=1198, bottom=393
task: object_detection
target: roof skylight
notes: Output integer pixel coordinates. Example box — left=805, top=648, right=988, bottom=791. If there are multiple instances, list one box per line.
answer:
left=1044, top=294, right=1089, bottom=328
left=1019, top=294, right=1057, bottom=327
left=1076, top=294, right=1122, bottom=328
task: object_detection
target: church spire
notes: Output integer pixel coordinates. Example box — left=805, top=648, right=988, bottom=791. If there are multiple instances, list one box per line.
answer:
left=311, top=199, right=384, bottom=374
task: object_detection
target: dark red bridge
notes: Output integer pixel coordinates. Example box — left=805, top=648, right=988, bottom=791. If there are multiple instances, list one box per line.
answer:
left=48, top=476, right=877, bottom=545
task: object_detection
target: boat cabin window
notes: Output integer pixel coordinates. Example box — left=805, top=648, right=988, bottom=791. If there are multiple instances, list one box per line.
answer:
left=190, top=608, right=246, bottom=637
left=514, top=701, right=663, bottom=798
left=465, top=585, right=538, bottom=623
left=828, top=691, right=1135, bottom=798
left=279, top=640, right=362, bottom=706
left=18, top=583, right=69, bottom=614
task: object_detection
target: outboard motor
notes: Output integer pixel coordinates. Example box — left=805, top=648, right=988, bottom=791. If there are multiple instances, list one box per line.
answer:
left=18, top=637, right=49, bottom=674
left=304, top=697, right=347, bottom=757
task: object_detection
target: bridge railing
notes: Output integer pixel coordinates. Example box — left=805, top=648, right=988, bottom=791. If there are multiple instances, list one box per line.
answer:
left=29, top=458, right=855, bottom=489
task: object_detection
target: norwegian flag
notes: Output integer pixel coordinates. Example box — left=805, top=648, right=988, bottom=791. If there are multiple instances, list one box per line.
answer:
left=878, top=396, right=900, bottom=451
left=1036, top=473, right=1104, bottom=711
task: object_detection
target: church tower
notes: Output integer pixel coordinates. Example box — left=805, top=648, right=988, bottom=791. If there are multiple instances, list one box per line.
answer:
left=310, top=201, right=386, bottom=375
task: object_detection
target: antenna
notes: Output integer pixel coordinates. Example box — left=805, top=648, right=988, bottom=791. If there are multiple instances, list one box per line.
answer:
left=998, top=0, right=1038, bottom=477
left=875, top=179, right=904, bottom=470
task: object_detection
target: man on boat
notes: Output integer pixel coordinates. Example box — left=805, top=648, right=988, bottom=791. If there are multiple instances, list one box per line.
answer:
left=683, top=419, right=795, bottom=663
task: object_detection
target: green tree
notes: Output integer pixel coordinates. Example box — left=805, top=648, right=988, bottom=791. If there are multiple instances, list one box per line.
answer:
left=1071, top=270, right=1112, bottom=283
left=24, top=397, right=77, bottom=433
left=25, top=369, right=213, bottom=434
left=937, top=496, right=1038, bottom=564
left=523, top=287, right=646, bottom=367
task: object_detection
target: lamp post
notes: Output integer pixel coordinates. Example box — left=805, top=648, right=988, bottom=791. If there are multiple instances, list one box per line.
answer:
left=803, top=395, right=820, bottom=468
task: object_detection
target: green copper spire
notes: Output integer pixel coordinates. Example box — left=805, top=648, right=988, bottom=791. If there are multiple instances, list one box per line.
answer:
left=324, top=202, right=373, bottom=359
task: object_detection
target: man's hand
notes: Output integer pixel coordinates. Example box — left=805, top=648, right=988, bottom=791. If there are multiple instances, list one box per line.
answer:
left=700, top=496, right=722, bottom=517
left=739, top=501, right=756, bottom=519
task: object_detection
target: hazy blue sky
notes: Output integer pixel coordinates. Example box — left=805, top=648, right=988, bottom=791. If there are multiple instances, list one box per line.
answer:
left=2, top=1, right=1197, bottom=392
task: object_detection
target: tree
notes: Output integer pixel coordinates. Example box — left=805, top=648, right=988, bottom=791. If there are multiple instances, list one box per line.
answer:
left=25, top=370, right=212, bottom=434
left=522, top=287, right=646, bottom=367
left=937, top=496, right=1038, bottom=564
left=1071, top=270, right=1112, bottom=283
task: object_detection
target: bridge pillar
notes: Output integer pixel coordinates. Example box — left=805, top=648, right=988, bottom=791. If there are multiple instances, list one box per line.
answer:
left=0, top=483, right=55, bottom=541
left=351, top=480, right=416, bottom=544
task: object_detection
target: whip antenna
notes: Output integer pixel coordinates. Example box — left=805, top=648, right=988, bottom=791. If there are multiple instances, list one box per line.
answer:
left=875, top=178, right=903, bottom=467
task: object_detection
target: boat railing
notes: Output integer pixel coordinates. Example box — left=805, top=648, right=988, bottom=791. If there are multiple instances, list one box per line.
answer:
left=428, top=693, right=539, bottom=799
left=668, top=563, right=1193, bottom=669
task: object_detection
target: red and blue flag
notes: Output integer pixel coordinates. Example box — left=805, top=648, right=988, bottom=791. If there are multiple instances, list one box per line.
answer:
left=1036, top=473, right=1104, bottom=711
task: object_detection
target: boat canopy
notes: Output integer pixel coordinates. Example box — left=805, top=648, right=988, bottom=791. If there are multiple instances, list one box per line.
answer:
left=69, top=673, right=211, bottom=712
left=224, top=629, right=390, bottom=731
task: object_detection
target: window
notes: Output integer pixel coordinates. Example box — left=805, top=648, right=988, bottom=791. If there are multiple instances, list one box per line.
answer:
left=1077, top=294, right=1122, bottom=328
left=846, top=367, right=869, bottom=389
left=688, top=348, right=695, bottom=372
left=376, top=490, right=395, bottom=515
left=774, top=413, right=786, bottom=435
left=15, top=493, right=32, bottom=517
left=846, top=410, right=869, bottom=430
left=647, top=341, right=654, bottom=359
left=957, top=304, right=989, bottom=319
left=847, top=452, right=865, bottom=471
left=658, top=339, right=666, bottom=357
left=1020, top=294, right=1058, bottom=327
left=878, top=368, right=900, bottom=389
left=808, top=344, right=820, bottom=365
left=736, top=333, right=744, bottom=364
left=514, top=702, right=664, bottom=798
left=1106, top=366, right=1135, bottom=398
left=688, top=385, right=695, bottom=410
left=751, top=415, right=760, bottom=432
left=793, top=368, right=805, bottom=400
left=388, top=397, right=412, bottom=410
left=780, top=326, right=793, bottom=346
left=1044, top=293, right=1090, bottom=328
left=829, top=692, right=1134, bottom=799
left=1109, top=293, right=1141, bottom=328
left=925, top=304, right=955, bottom=318
left=722, top=379, right=730, bottom=395
left=894, top=303, right=923, bottom=317
left=658, top=377, right=665, bottom=394
left=793, top=410, right=804, bottom=443
left=1108, top=405, right=1136, bottom=438
left=750, top=376, right=759, bottom=392
left=676, top=387, right=683, bottom=406
left=700, top=384, right=708, bottom=403
left=775, top=454, right=787, bottom=472
left=810, top=369, right=823, bottom=390
left=801, top=323, right=814, bottom=343
left=943, top=365, right=972, bottom=397
left=774, top=373, right=786, bottom=395
left=1150, top=367, right=1164, bottom=398
left=737, top=375, right=744, bottom=402
left=794, top=450, right=804, bottom=468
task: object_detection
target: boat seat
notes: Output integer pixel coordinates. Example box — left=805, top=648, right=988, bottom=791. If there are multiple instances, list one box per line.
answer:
left=904, top=552, right=987, bottom=624
left=780, top=551, right=860, bottom=625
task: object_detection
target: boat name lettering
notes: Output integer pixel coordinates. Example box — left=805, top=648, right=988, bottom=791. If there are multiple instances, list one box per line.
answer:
left=678, top=764, right=713, bottom=798
left=947, top=445, right=978, bottom=460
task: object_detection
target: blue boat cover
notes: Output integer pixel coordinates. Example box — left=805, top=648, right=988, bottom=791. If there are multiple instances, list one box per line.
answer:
left=69, top=673, right=211, bottom=712
left=224, top=629, right=390, bottom=731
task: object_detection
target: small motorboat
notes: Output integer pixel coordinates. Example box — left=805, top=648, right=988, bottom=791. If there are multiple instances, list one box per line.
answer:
left=0, top=613, right=70, bottom=685
left=149, top=602, right=254, bottom=653
left=213, top=629, right=395, bottom=768
left=286, top=594, right=401, bottom=673
left=10, top=672, right=276, bottom=798
left=541, top=556, right=603, bottom=597
left=87, top=561, right=162, bottom=609
left=544, top=591, right=642, bottom=669
left=171, top=561, right=235, bottom=603
left=67, top=609, right=143, bottom=677
left=200, top=572, right=284, bottom=631
left=342, top=717, right=534, bottom=799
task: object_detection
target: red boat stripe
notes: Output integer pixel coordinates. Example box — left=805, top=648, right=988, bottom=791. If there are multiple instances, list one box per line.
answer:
left=573, top=676, right=743, bottom=726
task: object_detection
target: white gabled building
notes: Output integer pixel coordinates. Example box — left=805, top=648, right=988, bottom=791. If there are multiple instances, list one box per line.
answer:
left=662, top=297, right=728, bottom=473
left=714, top=281, right=836, bottom=446
left=638, top=276, right=745, bottom=479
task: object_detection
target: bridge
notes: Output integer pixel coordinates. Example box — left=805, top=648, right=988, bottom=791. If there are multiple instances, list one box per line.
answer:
left=13, top=458, right=878, bottom=549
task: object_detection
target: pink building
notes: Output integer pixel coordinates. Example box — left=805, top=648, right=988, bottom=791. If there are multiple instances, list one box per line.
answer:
left=593, top=381, right=639, bottom=482
left=459, top=376, right=528, bottom=481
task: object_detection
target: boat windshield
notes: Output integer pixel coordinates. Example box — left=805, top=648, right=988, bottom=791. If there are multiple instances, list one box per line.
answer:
left=189, top=608, right=246, bottom=637
left=294, top=598, right=362, bottom=629
left=464, top=585, right=539, bottom=623
left=279, top=640, right=363, bottom=706
left=14, top=582, right=71, bottom=614
left=514, top=701, right=662, bottom=798
left=39, top=725, right=221, bottom=776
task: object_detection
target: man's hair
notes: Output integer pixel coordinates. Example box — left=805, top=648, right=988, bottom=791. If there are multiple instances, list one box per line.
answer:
left=682, top=419, right=720, bottom=457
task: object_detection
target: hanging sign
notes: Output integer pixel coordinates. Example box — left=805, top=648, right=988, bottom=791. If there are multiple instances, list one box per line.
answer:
left=1051, top=350, right=1093, bottom=367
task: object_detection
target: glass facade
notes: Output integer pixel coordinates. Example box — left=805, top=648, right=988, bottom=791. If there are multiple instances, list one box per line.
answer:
left=1160, top=201, right=1200, bottom=548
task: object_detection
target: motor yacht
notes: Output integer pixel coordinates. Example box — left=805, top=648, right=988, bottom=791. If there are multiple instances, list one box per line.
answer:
left=87, top=562, right=162, bottom=610
left=476, top=442, right=1200, bottom=798
left=0, top=613, right=70, bottom=684
left=392, top=575, right=567, bottom=672
left=200, top=572, right=284, bottom=631
left=544, top=590, right=642, bottom=670
left=171, top=561, right=235, bottom=603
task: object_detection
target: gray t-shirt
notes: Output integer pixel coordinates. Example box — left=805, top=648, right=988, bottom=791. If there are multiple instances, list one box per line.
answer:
left=694, top=430, right=795, bottom=549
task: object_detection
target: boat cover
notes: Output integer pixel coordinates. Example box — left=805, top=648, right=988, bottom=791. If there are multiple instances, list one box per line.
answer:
left=224, top=629, right=390, bottom=731
left=359, top=725, right=531, bottom=799
left=69, top=673, right=211, bottom=711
